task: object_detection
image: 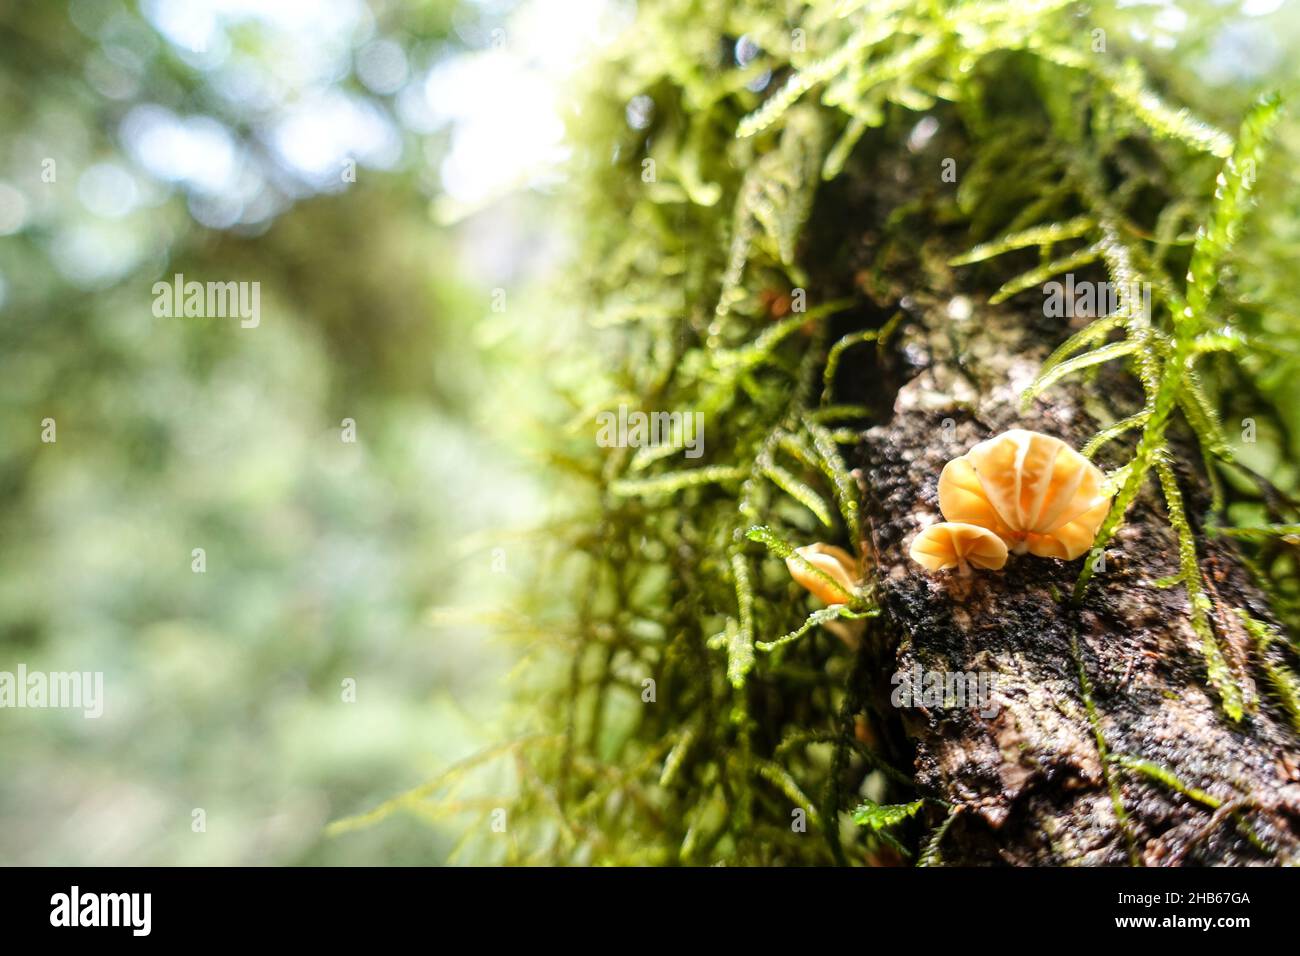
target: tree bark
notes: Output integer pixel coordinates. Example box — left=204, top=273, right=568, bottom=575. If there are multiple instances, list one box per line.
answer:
left=855, top=290, right=1300, bottom=865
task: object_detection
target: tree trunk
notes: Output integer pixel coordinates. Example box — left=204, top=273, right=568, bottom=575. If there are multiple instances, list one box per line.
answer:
left=855, top=290, right=1300, bottom=865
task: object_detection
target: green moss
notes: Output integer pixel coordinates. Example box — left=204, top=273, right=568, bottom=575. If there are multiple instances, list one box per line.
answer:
left=336, top=0, right=1300, bottom=864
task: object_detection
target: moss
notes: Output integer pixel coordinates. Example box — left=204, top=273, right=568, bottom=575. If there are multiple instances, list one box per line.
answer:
left=337, top=0, right=1300, bottom=864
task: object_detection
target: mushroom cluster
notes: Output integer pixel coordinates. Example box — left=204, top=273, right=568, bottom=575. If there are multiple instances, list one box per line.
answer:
left=908, top=428, right=1112, bottom=576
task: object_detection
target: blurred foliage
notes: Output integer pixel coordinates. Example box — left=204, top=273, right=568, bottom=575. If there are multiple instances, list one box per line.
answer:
left=0, top=0, right=547, bottom=864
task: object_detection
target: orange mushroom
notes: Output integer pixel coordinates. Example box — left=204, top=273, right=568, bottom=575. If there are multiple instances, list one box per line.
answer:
left=908, top=521, right=1009, bottom=576
left=785, top=543, right=859, bottom=605
left=937, top=429, right=1111, bottom=560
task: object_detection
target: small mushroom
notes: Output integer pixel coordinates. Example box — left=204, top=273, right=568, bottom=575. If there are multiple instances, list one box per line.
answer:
left=908, top=521, right=1009, bottom=576
left=937, top=428, right=1111, bottom=560
left=785, top=542, right=859, bottom=605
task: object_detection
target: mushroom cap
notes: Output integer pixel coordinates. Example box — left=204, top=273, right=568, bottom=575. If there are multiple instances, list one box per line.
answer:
left=785, top=543, right=858, bottom=605
left=909, top=521, right=1009, bottom=573
left=938, top=428, right=1111, bottom=560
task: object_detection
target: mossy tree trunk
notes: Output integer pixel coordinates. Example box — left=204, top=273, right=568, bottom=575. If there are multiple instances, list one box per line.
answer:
left=854, top=290, right=1300, bottom=865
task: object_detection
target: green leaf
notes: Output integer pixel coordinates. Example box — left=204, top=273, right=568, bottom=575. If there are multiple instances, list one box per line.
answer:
left=1185, top=93, right=1283, bottom=326
left=1034, top=45, right=1233, bottom=157
left=1213, top=524, right=1300, bottom=540
left=949, top=215, right=1094, bottom=265
left=1153, top=454, right=1245, bottom=720
left=1236, top=611, right=1300, bottom=733
left=756, top=604, right=871, bottom=652
left=852, top=798, right=924, bottom=830
left=806, top=418, right=861, bottom=532
left=1081, top=411, right=1150, bottom=458
left=763, top=464, right=834, bottom=527
left=1111, top=755, right=1221, bottom=809
left=727, top=557, right=756, bottom=689
left=1037, top=312, right=1126, bottom=382
left=610, top=466, right=747, bottom=498
left=1020, top=339, right=1140, bottom=406
left=987, top=243, right=1101, bottom=304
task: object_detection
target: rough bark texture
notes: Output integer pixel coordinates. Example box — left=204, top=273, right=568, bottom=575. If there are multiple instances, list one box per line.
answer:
left=856, top=293, right=1300, bottom=866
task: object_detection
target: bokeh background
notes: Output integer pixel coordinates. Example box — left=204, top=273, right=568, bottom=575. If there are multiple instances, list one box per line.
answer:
left=0, top=0, right=629, bottom=865
left=2, top=0, right=1298, bottom=865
